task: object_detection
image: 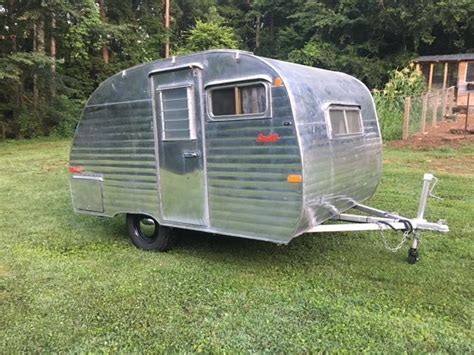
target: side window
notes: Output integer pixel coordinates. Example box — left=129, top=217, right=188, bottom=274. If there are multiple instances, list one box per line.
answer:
left=208, top=81, right=269, bottom=119
left=327, top=105, right=363, bottom=138
left=159, top=86, right=196, bottom=140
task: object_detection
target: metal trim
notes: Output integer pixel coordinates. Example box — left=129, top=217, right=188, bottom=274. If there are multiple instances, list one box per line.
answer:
left=204, top=74, right=273, bottom=88
left=85, top=98, right=151, bottom=108
left=155, top=83, right=193, bottom=91
left=187, top=86, right=197, bottom=140
left=71, top=174, right=104, bottom=181
left=149, top=74, right=164, bottom=223
left=148, top=63, right=204, bottom=76
left=195, top=69, right=211, bottom=227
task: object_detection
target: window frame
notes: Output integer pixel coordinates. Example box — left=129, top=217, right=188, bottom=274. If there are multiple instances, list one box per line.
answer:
left=465, top=62, right=474, bottom=82
left=157, top=84, right=196, bottom=141
left=325, top=104, right=364, bottom=139
left=206, top=80, right=272, bottom=121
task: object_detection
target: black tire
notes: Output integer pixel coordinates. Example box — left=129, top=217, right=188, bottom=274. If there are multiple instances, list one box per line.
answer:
left=126, top=214, right=174, bottom=252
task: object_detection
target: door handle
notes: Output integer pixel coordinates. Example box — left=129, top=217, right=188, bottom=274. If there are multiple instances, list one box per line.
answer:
left=183, top=151, right=199, bottom=158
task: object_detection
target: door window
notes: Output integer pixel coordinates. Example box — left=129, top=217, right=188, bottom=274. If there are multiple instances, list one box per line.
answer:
left=159, top=86, right=196, bottom=140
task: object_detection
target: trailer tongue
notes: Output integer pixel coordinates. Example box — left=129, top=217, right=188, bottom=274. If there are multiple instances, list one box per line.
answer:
left=309, top=173, right=449, bottom=264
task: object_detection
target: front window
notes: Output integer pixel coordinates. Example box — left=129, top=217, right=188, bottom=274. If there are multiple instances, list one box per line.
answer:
left=327, top=105, right=363, bottom=138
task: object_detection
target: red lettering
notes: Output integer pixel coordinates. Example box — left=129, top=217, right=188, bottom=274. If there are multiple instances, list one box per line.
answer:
left=256, top=133, right=280, bottom=144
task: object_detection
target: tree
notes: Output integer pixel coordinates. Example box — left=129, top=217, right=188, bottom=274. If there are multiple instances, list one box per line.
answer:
left=176, top=20, right=239, bottom=54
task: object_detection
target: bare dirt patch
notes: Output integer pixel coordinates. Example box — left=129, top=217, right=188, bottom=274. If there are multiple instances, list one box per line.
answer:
left=389, top=115, right=474, bottom=150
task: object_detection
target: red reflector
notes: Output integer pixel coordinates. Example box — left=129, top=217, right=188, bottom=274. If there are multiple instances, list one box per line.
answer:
left=256, top=133, right=280, bottom=144
left=69, top=166, right=83, bottom=174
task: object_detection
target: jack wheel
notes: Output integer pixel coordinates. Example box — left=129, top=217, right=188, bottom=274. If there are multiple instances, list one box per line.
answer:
left=126, top=214, right=174, bottom=252
left=407, top=247, right=419, bottom=264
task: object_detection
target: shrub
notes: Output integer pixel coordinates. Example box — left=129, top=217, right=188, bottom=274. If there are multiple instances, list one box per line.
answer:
left=176, top=20, right=239, bottom=55
left=50, top=95, right=84, bottom=138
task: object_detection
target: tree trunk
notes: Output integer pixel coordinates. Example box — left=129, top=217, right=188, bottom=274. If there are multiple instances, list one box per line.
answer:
left=164, top=0, right=170, bottom=58
left=50, top=14, right=56, bottom=96
left=37, top=18, right=45, bottom=53
left=99, top=0, right=109, bottom=64
left=255, top=13, right=261, bottom=50
left=33, top=23, right=38, bottom=112
left=33, top=18, right=45, bottom=133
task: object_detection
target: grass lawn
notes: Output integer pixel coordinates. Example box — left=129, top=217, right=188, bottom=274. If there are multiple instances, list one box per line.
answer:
left=0, top=138, right=473, bottom=352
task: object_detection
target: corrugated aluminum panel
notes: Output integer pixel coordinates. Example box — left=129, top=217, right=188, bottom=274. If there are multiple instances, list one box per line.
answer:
left=70, top=98, right=160, bottom=218
left=205, top=86, right=303, bottom=242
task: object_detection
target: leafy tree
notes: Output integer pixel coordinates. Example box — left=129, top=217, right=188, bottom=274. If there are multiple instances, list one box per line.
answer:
left=176, top=20, right=239, bottom=54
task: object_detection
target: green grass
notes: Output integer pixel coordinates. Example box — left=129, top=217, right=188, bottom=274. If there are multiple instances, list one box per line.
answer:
left=0, top=139, right=473, bottom=352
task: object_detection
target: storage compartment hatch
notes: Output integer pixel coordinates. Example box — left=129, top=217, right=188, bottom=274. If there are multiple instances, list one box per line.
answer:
left=71, top=175, right=104, bottom=213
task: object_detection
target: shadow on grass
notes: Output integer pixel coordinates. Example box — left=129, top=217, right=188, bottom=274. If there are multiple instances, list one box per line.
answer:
left=61, top=211, right=353, bottom=268
left=167, top=225, right=357, bottom=267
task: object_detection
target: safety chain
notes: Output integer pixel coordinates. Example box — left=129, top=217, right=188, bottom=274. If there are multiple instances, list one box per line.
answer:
left=376, top=222, right=412, bottom=252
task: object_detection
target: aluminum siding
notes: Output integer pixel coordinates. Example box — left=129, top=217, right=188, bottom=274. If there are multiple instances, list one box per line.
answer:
left=204, top=87, right=302, bottom=242
left=264, top=59, right=383, bottom=234
left=202, top=54, right=303, bottom=242
left=70, top=66, right=160, bottom=219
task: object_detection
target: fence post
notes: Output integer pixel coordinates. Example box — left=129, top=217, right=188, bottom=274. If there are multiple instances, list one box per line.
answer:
left=403, top=96, right=411, bottom=140
left=432, top=90, right=439, bottom=127
left=421, top=93, right=428, bottom=133
left=441, top=88, right=447, bottom=119
left=447, top=87, right=454, bottom=116
left=465, top=93, right=471, bottom=138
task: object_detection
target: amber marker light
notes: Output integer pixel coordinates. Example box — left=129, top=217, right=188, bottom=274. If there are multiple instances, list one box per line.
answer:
left=274, top=77, right=284, bottom=87
left=287, top=174, right=302, bottom=183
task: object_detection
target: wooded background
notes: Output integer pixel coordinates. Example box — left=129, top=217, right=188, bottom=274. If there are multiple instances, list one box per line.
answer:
left=0, top=0, right=472, bottom=138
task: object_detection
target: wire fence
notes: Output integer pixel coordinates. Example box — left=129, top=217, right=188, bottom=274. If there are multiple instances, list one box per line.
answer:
left=0, top=121, right=6, bottom=140
left=402, top=86, right=456, bottom=139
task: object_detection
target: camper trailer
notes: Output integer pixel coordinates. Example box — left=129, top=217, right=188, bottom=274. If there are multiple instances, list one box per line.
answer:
left=69, top=50, right=448, bottom=263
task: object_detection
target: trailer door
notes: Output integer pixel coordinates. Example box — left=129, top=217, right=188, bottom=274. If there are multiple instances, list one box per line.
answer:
left=151, top=67, right=207, bottom=226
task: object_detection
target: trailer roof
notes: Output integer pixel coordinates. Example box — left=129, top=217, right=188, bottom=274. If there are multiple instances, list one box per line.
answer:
left=413, top=53, right=474, bottom=63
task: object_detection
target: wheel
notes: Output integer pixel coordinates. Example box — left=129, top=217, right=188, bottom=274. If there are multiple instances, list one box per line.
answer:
left=126, top=214, right=174, bottom=251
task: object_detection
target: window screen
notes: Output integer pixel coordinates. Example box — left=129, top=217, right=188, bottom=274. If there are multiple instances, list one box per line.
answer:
left=432, top=63, right=444, bottom=89
left=466, top=62, right=474, bottom=82
left=345, top=110, right=362, bottom=133
left=209, top=82, right=267, bottom=118
left=159, top=86, right=195, bottom=140
left=328, top=106, right=363, bottom=137
left=329, top=109, right=346, bottom=135
left=447, top=62, right=458, bottom=87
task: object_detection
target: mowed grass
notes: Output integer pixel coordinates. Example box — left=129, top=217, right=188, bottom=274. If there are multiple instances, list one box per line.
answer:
left=0, top=139, right=472, bottom=352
